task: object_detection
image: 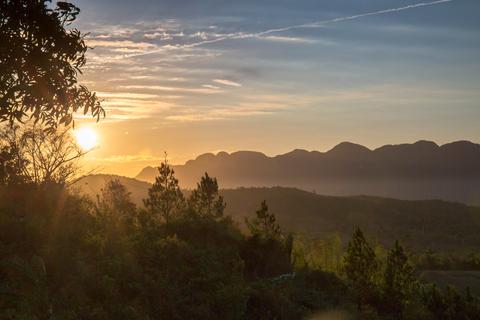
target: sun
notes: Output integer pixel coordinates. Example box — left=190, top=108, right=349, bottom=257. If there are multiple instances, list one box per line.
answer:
left=74, top=127, right=98, bottom=151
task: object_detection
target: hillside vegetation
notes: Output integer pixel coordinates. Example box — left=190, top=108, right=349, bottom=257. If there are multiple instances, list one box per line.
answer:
left=76, top=175, right=480, bottom=252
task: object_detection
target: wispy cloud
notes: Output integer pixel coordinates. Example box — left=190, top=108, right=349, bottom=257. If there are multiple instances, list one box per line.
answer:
left=129, top=0, right=453, bottom=57
left=86, top=39, right=157, bottom=49
left=256, top=35, right=319, bottom=44
left=119, top=85, right=223, bottom=94
left=213, top=79, right=242, bottom=87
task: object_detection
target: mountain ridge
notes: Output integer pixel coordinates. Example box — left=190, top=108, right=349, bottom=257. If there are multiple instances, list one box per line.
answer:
left=135, top=140, right=480, bottom=205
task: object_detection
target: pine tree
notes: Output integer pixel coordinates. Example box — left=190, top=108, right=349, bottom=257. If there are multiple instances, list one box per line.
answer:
left=382, top=241, right=417, bottom=319
left=188, top=172, right=225, bottom=219
left=245, top=200, right=281, bottom=239
left=143, top=160, right=185, bottom=224
left=343, top=227, right=379, bottom=311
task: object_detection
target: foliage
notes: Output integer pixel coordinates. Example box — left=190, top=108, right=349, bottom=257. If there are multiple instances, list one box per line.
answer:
left=344, top=227, right=380, bottom=310
left=0, top=0, right=104, bottom=129
left=380, top=241, right=418, bottom=319
left=245, top=200, right=281, bottom=239
left=292, top=233, right=343, bottom=273
left=143, top=160, right=185, bottom=224
left=0, top=124, right=86, bottom=184
left=1, top=169, right=480, bottom=319
left=188, top=172, right=226, bottom=219
left=422, top=284, right=480, bottom=320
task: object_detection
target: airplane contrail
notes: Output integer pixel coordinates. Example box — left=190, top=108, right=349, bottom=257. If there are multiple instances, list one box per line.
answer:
left=130, top=0, right=453, bottom=57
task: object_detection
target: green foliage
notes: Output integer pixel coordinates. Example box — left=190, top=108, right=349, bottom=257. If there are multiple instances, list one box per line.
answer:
left=242, top=201, right=293, bottom=280
left=344, top=227, right=380, bottom=310
left=422, top=284, right=480, bottom=320
left=0, top=0, right=104, bottom=129
left=381, top=241, right=418, bottom=319
left=1, top=170, right=480, bottom=319
left=143, top=161, right=185, bottom=224
left=415, top=249, right=480, bottom=270
left=246, top=200, right=281, bottom=239
left=188, top=172, right=226, bottom=219
left=246, top=270, right=347, bottom=320
left=292, top=233, right=344, bottom=273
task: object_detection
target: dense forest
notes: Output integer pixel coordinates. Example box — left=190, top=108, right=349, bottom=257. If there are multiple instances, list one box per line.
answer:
left=78, top=174, right=480, bottom=252
left=2, top=158, right=480, bottom=319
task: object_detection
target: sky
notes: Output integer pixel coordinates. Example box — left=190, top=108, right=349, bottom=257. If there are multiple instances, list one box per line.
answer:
left=73, top=0, right=480, bottom=176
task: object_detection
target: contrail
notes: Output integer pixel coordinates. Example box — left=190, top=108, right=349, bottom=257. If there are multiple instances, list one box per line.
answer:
left=130, top=0, right=453, bottom=57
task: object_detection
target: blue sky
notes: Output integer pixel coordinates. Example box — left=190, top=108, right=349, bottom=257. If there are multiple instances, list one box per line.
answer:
left=73, top=0, right=480, bottom=176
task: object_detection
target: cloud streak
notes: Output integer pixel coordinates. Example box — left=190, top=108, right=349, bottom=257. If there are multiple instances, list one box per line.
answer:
left=130, top=0, right=453, bottom=57
left=213, top=79, right=242, bottom=87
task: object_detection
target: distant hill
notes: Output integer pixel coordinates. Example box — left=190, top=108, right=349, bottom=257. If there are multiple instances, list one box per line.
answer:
left=135, top=141, right=480, bottom=205
left=74, top=175, right=480, bottom=252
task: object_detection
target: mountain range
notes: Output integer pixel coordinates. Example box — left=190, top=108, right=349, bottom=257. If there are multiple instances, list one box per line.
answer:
left=136, top=140, right=480, bottom=205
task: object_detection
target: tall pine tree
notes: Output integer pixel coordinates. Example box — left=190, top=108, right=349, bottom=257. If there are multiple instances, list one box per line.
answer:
left=344, top=228, right=379, bottom=311
left=143, top=160, right=185, bottom=224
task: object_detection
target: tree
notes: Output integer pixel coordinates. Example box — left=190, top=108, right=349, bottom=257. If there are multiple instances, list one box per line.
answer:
left=188, top=172, right=225, bottom=219
left=0, top=124, right=86, bottom=184
left=246, top=200, right=281, bottom=239
left=0, top=0, right=104, bottom=129
left=0, top=134, right=26, bottom=185
left=344, top=228, right=379, bottom=311
left=143, top=160, right=185, bottom=224
left=382, top=241, right=417, bottom=319
left=97, top=179, right=137, bottom=226
left=242, top=201, right=292, bottom=279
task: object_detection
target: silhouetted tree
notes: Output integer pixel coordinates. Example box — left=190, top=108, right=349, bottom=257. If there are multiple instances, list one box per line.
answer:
left=344, top=227, right=379, bottom=311
left=143, top=160, right=185, bottom=224
left=97, top=179, right=137, bottom=230
left=382, top=241, right=417, bottom=319
left=0, top=124, right=86, bottom=184
left=0, top=136, right=26, bottom=185
left=0, top=0, right=103, bottom=129
left=188, top=172, right=225, bottom=219
left=422, top=285, right=472, bottom=320
left=242, top=201, right=292, bottom=279
left=246, top=200, right=281, bottom=239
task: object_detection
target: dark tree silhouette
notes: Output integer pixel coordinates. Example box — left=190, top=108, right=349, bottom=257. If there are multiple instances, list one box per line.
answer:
left=382, top=241, right=417, bottom=319
left=344, top=227, right=379, bottom=311
left=0, top=0, right=104, bottom=129
left=246, top=200, right=281, bottom=239
left=143, top=160, right=185, bottom=224
left=188, top=172, right=225, bottom=219
left=0, top=124, right=86, bottom=184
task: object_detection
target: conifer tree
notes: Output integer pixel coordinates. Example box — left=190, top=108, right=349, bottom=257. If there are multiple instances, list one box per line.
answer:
left=382, top=241, right=417, bottom=319
left=246, top=200, right=281, bottom=239
left=188, top=172, right=225, bottom=219
left=143, top=159, right=185, bottom=224
left=344, top=227, right=379, bottom=310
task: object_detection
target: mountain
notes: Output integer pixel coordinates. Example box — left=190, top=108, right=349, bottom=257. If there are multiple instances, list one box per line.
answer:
left=74, top=175, right=480, bottom=251
left=136, top=140, right=480, bottom=205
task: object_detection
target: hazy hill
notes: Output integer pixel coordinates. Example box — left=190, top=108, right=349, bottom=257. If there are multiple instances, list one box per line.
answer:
left=75, top=175, right=480, bottom=251
left=135, top=140, right=480, bottom=205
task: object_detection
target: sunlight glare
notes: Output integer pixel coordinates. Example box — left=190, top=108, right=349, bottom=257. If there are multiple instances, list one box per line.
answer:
left=74, top=127, right=98, bottom=151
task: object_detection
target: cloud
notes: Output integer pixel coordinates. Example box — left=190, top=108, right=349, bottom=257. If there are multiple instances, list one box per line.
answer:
left=86, top=39, right=157, bottom=49
left=128, top=0, right=453, bottom=58
left=97, top=92, right=162, bottom=99
left=202, top=84, right=221, bottom=89
left=213, top=79, right=242, bottom=87
left=255, top=35, right=319, bottom=44
left=120, top=85, right=223, bottom=94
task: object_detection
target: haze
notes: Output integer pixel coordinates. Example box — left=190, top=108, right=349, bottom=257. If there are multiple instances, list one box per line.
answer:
left=74, top=0, right=480, bottom=176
